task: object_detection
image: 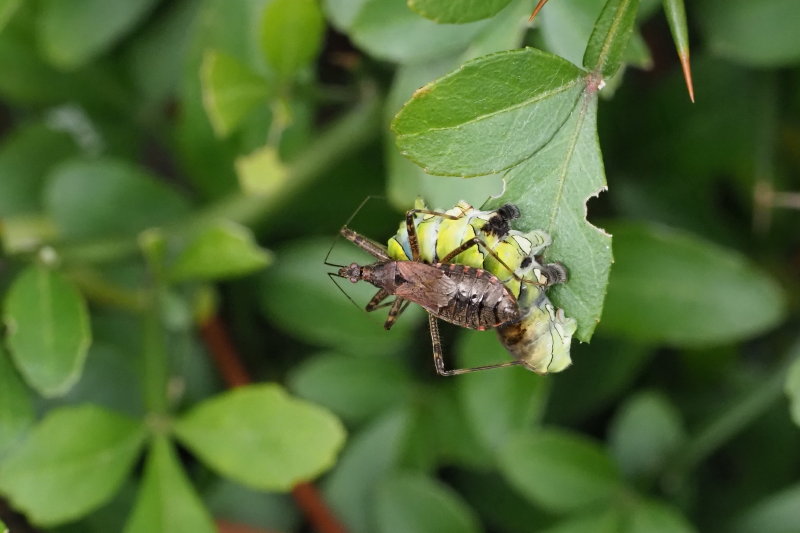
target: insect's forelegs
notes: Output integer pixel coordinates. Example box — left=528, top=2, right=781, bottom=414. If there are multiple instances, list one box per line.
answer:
left=340, top=227, right=391, bottom=261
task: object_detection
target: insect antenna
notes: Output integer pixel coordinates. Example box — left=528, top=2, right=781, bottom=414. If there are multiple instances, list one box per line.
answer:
left=327, top=271, right=363, bottom=311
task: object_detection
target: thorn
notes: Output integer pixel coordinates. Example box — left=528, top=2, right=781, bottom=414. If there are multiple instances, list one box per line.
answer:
left=679, top=52, right=695, bottom=103
left=528, top=0, right=549, bottom=22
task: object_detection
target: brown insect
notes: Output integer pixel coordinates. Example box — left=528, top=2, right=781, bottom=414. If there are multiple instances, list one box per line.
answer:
left=327, top=205, right=544, bottom=376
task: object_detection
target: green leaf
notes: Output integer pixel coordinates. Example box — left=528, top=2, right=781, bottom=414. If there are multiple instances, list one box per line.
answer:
left=699, top=0, right=800, bottom=67
left=37, top=0, right=158, bottom=69
left=601, top=222, right=786, bottom=346
left=0, top=345, right=33, bottom=457
left=487, top=86, right=610, bottom=341
left=0, top=0, right=21, bottom=35
left=126, top=0, right=200, bottom=103
left=542, top=510, right=622, bottom=533
left=45, top=158, right=190, bottom=241
left=260, top=238, right=424, bottom=357
left=407, top=0, right=512, bottom=23
left=785, top=352, right=800, bottom=428
left=404, top=384, right=493, bottom=469
left=627, top=499, right=695, bottom=533
left=497, top=429, right=621, bottom=512
left=456, top=330, right=548, bottom=452
left=539, top=0, right=606, bottom=68
left=348, top=0, right=489, bottom=63
left=260, top=0, right=324, bottom=77
left=375, top=472, right=481, bottom=533
left=393, top=49, right=585, bottom=177
left=583, top=0, right=640, bottom=79
left=235, top=145, right=290, bottom=196
left=608, top=391, right=686, bottom=482
left=200, top=50, right=271, bottom=138
left=0, top=123, right=77, bottom=217
left=0, top=405, right=145, bottom=526
left=734, top=483, right=800, bottom=533
left=4, top=265, right=91, bottom=397
left=174, top=384, right=345, bottom=491
left=324, top=410, right=409, bottom=533
left=123, top=437, right=216, bottom=533
left=289, top=352, right=412, bottom=424
left=322, top=0, right=369, bottom=31
left=547, top=337, right=650, bottom=424
left=168, top=220, right=273, bottom=282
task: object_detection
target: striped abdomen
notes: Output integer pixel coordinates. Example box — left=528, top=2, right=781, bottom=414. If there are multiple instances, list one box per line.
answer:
left=431, top=263, right=520, bottom=330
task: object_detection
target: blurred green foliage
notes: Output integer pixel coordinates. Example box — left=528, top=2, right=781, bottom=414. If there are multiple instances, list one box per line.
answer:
left=0, top=0, right=798, bottom=532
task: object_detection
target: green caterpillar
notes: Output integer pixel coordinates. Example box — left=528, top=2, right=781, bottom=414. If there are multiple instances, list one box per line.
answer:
left=387, top=198, right=576, bottom=373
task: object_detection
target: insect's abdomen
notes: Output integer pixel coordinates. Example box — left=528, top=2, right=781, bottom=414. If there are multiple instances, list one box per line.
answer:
left=432, top=263, right=520, bottom=330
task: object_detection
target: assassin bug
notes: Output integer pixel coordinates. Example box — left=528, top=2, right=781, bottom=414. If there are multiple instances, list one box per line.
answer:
left=326, top=200, right=552, bottom=376
left=386, top=199, right=576, bottom=373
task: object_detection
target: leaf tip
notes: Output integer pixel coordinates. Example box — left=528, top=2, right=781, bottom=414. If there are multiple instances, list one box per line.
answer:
left=528, top=0, right=548, bottom=23
left=679, top=52, right=695, bottom=103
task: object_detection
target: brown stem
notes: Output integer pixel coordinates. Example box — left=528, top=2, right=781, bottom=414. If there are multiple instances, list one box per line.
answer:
left=292, top=483, right=349, bottom=533
left=198, top=314, right=349, bottom=533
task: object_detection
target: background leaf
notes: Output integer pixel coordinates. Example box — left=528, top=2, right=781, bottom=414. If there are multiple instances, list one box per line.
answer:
left=0, top=123, right=77, bottom=217
left=45, top=158, right=190, bottom=241
left=784, top=346, right=800, bottom=428
left=407, top=0, right=512, bottom=23
left=608, top=391, right=686, bottom=482
left=174, top=384, right=345, bottom=491
left=699, top=0, right=800, bottom=67
left=0, top=345, right=33, bottom=457
left=200, top=50, right=271, bottom=138
left=601, top=222, right=786, bottom=346
left=0, top=0, right=21, bottom=32
left=375, top=472, right=482, bottom=533
left=4, top=265, right=91, bottom=397
left=497, top=429, right=622, bottom=512
left=37, top=0, right=158, bottom=69
left=168, top=220, right=273, bottom=282
left=289, top=351, right=412, bottom=424
left=324, top=410, right=409, bottom=533
left=123, top=437, right=216, bottom=533
left=456, top=330, right=548, bottom=452
left=260, top=0, right=324, bottom=77
left=626, top=499, right=695, bottom=533
left=0, top=405, right=145, bottom=526
left=347, top=0, right=489, bottom=63
left=733, top=484, right=800, bottom=533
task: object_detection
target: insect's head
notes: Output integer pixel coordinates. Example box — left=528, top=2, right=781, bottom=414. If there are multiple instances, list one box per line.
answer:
left=339, top=262, right=364, bottom=283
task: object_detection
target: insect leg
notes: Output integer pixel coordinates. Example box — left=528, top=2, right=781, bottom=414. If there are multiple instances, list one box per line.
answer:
left=383, top=298, right=410, bottom=330
left=405, top=209, right=422, bottom=261
left=365, top=288, right=392, bottom=311
left=340, top=227, right=391, bottom=261
left=324, top=195, right=387, bottom=266
left=428, top=314, right=526, bottom=376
